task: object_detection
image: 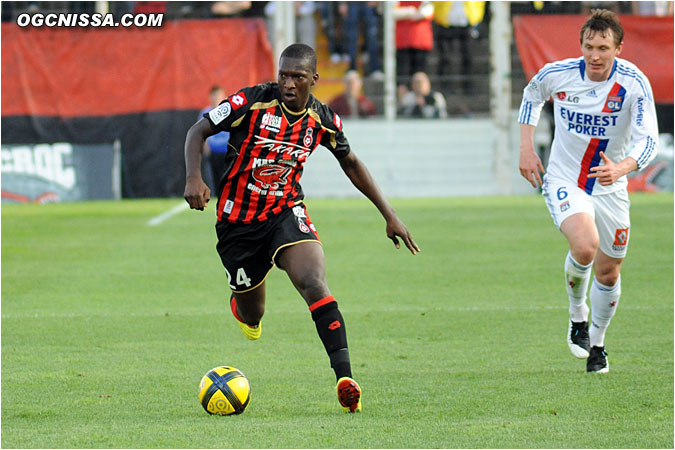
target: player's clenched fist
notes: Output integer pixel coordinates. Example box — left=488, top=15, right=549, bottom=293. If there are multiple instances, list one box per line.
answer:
left=184, top=176, right=210, bottom=211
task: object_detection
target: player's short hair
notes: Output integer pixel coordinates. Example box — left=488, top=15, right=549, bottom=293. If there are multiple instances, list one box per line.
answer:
left=580, top=9, right=624, bottom=47
left=210, top=85, right=224, bottom=95
left=280, top=43, right=317, bottom=73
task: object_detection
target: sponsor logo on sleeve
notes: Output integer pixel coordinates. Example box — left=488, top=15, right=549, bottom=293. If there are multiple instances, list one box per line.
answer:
left=209, top=102, right=232, bottom=125
left=333, top=113, right=342, bottom=131
left=229, top=93, right=248, bottom=110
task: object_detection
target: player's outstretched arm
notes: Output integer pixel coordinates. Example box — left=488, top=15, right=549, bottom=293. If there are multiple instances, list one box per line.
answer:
left=338, top=151, right=420, bottom=255
left=184, top=118, right=215, bottom=211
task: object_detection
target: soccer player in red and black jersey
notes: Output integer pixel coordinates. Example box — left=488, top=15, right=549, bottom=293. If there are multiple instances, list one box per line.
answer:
left=184, top=43, right=420, bottom=413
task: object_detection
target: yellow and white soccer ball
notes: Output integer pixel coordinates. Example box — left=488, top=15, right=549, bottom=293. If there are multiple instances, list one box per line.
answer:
left=198, top=366, right=251, bottom=415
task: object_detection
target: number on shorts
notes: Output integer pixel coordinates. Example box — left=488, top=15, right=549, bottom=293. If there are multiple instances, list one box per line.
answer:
left=225, top=267, right=252, bottom=289
left=236, top=268, right=252, bottom=287
left=224, top=269, right=236, bottom=290
left=557, top=187, right=568, bottom=201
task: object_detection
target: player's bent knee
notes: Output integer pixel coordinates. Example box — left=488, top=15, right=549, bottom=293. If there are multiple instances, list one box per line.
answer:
left=595, top=271, right=620, bottom=287
left=570, top=246, right=597, bottom=266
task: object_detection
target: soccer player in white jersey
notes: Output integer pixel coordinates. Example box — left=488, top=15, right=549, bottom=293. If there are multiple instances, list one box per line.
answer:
left=518, top=9, right=658, bottom=373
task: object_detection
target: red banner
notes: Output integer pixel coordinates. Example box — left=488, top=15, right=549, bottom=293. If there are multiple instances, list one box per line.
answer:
left=513, top=15, right=673, bottom=103
left=1, top=18, right=274, bottom=117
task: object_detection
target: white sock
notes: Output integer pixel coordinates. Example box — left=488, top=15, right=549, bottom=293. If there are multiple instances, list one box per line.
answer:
left=589, top=276, right=621, bottom=348
left=565, top=251, right=592, bottom=322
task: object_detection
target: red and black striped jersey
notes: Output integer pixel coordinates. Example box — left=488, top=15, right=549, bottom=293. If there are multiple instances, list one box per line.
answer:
left=204, top=82, right=351, bottom=223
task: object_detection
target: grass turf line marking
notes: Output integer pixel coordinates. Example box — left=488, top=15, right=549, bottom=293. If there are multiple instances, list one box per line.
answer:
left=147, top=202, right=189, bottom=226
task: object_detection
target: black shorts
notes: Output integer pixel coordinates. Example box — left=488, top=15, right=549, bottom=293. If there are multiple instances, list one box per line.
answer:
left=215, top=204, right=321, bottom=293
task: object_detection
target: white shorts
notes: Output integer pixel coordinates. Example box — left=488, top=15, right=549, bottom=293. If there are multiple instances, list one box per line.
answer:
left=542, top=177, right=631, bottom=259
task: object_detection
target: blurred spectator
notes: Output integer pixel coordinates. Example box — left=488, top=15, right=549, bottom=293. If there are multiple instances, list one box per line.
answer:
left=397, top=71, right=447, bottom=118
left=199, top=85, right=231, bottom=193
left=394, top=1, right=434, bottom=87
left=211, top=1, right=251, bottom=16
left=211, top=1, right=267, bottom=17
left=328, top=70, right=377, bottom=118
left=264, top=2, right=316, bottom=48
left=295, top=1, right=316, bottom=48
left=631, top=1, right=674, bottom=15
left=580, top=2, right=620, bottom=15
left=320, top=1, right=348, bottom=63
left=344, top=2, right=383, bottom=79
left=432, top=1, right=485, bottom=95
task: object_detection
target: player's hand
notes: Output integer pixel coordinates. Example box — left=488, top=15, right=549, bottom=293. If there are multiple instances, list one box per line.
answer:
left=184, top=176, right=210, bottom=211
left=519, top=149, right=545, bottom=188
left=588, top=152, right=625, bottom=186
left=386, top=217, right=420, bottom=255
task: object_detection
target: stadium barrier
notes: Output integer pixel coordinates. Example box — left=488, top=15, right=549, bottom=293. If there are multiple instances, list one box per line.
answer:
left=1, top=141, right=120, bottom=203
left=1, top=18, right=273, bottom=198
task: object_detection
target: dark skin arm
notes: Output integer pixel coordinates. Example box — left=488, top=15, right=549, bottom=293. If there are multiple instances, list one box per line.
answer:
left=184, top=117, right=215, bottom=211
left=338, top=150, right=420, bottom=255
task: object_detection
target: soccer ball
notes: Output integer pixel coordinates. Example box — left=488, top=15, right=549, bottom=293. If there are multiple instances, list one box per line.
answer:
left=198, top=366, right=251, bottom=415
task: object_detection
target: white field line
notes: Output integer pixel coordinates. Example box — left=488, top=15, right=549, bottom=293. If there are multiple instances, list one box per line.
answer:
left=147, top=202, right=190, bottom=226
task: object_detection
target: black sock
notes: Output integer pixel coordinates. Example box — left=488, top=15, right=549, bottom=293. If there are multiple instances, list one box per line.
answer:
left=309, top=296, right=352, bottom=381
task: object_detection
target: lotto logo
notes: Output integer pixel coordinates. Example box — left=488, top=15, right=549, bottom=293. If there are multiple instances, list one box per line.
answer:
left=229, top=93, right=247, bottom=110
left=613, top=228, right=629, bottom=246
left=333, top=113, right=342, bottom=131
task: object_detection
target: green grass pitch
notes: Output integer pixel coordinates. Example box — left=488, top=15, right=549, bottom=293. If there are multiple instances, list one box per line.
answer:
left=2, top=194, right=673, bottom=448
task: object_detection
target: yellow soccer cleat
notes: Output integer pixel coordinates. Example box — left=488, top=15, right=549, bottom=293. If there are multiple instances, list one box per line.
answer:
left=237, top=320, right=262, bottom=341
left=336, top=377, right=362, bottom=413
left=230, top=295, right=261, bottom=340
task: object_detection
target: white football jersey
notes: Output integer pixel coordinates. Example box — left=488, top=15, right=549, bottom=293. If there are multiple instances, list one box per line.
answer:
left=519, top=56, right=658, bottom=195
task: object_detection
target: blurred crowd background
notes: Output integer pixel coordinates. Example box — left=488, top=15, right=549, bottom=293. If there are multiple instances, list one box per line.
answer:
left=1, top=1, right=672, bottom=201
left=3, top=1, right=672, bottom=118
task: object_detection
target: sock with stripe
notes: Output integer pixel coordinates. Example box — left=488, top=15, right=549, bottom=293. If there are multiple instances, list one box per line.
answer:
left=565, top=251, right=592, bottom=322
left=589, top=276, right=621, bottom=347
left=230, top=294, right=259, bottom=327
left=309, top=296, right=352, bottom=381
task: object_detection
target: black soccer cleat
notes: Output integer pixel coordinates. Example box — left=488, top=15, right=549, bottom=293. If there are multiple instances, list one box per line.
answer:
left=567, top=320, right=591, bottom=359
left=586, top=346, right=609, bottom=373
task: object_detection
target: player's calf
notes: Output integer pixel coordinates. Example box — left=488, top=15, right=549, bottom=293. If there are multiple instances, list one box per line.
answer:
left=230, top=294, right=262, bottom=340
left=309, top=296, right=352, bottom=380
